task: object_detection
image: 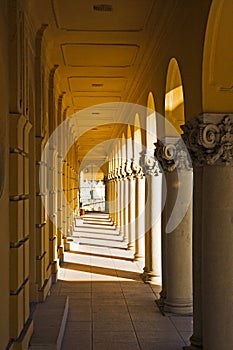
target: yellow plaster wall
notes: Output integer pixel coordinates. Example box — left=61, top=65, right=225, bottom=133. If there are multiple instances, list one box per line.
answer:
left=203, top=0, right=233, bottom=112
left=0, top=1, right=10, bottom=348
left=135, top=0, right=212, bottom=122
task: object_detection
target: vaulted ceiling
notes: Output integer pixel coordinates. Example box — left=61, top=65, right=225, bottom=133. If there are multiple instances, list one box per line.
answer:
left=29, top=0, right=172, bottom=170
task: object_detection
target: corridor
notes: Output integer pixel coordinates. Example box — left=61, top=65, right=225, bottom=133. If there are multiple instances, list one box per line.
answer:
left=51, top=241, right=192, bottom=350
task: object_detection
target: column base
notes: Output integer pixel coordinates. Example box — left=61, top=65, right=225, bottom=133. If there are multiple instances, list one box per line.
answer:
left=155, top=297, right=165, bottom=315
left=164, top=300, right=193, bottom=315
left=183, top=345, right=203, bottom=350
left=127, top=242, right=135, bottom=251
left=141, top=270, right=160, bottom=285
left=186, top=335, right=203, bottom=349
left=134, top=253, right=144, bottom=262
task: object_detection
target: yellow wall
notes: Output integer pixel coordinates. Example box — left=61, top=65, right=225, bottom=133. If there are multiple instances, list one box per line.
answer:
left=203, top=0, right=233, bottom=112
left=0, top=1, right=9, bottom=348
left=134, top=0, right=212, bottom=122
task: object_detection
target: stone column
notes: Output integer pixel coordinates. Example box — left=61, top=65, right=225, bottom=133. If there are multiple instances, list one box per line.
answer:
left=116, top=169, right=122, bottom=228
left=120, top=167, right=125, bottom=231
left=182, top=113, right=233, bottom=349
left=126, top=161, right=136, bottom=251
left=133, top=164, right=145, bottom=262
left=114, top=172, right=118, bottom=226
left=140, top=150, right=161, bottom=283
left=112, top=175, right=117, bottom=224
left=123, top=163, right=129, bottom=244
left=108, top=172, right=114, bottom=219
left=155, top=139, right=193, bottom=315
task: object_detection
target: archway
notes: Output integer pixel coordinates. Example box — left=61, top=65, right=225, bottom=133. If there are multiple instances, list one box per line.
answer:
left=203, top=0, right=233, bottom=112
left=165, top=58, right=185, bottom=134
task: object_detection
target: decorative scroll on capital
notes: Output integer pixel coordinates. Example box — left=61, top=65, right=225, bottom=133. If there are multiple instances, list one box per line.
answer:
left=125, top=160, right=133, bottom=179
left=119, top=164, right=127, bottom=179
left=155, top=139, right=192, bottom=172
left=140, top=150, right=159, bottom=176
left=181, top=114, right=233, bottom=167
left=131, top=160, right=144, bottom=179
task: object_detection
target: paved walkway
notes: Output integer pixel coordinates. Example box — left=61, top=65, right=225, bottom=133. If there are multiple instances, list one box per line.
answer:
left=51, top=242, right=192, bottom=350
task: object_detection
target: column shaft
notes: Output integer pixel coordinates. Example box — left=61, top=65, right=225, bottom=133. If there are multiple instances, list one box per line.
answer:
left=128, top=177, right=136, bottom=250
left=164, top=171, right=193, bottom=314
left=143, top=174, right=161, bottom=282
left=202, top=166, right=233, bottom=349
left=123, top=178, right=129, bottom=243
left=134, top=176, right=145, bottom=261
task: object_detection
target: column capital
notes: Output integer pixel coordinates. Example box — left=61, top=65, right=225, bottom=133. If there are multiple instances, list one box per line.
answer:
left=120, top=164, right=127, bottom=179
left=125, top=160, right=133, bottom=179
left=140, top=150, right=159, bottom=176
left=155, top=139, right=192, bottom=173
left=181, top=113, right=233, bottom=167
left=131, top=161, right=144, bottom=179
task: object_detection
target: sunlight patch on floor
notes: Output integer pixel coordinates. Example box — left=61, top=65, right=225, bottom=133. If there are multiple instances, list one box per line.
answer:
left=59, top=268, right=91, bottom=281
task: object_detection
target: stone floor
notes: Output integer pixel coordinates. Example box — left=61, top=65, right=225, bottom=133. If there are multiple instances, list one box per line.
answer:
left=51, top=242, right=192, bottom=350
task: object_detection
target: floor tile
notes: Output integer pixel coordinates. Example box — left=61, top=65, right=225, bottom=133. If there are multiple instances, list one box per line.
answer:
left=93, top=320, right=134, bottom=331
left=93, top=343, right=140, bottom=350
left=140, top=343, right=185, bottom=350
left=93, top=330, right=137, bottom=343
left=170, top=316, right=193, bottom=331
left=53, top=243, right=193, bottom=350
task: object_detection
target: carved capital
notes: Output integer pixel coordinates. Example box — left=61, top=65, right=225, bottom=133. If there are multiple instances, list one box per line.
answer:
left=131, top=161, right=144, bottom=179
left=155, top=139, right=192, bottom=172
left=120, top=164, right=127, bottom=179
left=181, top=114, right=233, bottom=167
left=125, top=160, right=133, bottom=179
left=140, top=150, right=159, bottom=176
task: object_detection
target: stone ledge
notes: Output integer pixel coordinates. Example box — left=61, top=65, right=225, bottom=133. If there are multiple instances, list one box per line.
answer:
left=29, top=295, right=69, bottom=350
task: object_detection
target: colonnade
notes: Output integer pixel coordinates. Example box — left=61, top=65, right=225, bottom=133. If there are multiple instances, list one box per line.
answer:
left=105, top=125, right=193, bottom=316
left=105, top=113, right=233, bottom=350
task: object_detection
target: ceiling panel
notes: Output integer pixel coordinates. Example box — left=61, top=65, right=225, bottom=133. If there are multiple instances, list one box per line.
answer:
left=52, top=0, right=155, bottom=32
left=61, top=44, right=139, bottom=67
left=68, top=76, right=127, bottom=93
left=73, top=96, right=121, bottom=109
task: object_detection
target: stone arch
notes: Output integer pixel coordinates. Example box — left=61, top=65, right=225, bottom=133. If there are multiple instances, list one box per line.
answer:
left=165, top=58, right=185, bottom=135
left=126, top=124, right=133, bottom=161
left=146, top=91, right=157, bottom=150
left=133, top=113, right=143, bottom=165
left=202, top=0, right=233, bottom=112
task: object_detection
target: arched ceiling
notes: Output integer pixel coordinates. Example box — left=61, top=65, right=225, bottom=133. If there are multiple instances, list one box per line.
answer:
left=27, top=0, right=187, bottom=168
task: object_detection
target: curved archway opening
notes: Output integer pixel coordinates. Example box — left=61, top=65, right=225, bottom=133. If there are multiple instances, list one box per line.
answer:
left=165, top=58, right=185, bottom=135
left=202, top=0, right=233, bottom=112
left=134, top=113, right=142, bottom=166
left=146, top=92, right=157, bottom=150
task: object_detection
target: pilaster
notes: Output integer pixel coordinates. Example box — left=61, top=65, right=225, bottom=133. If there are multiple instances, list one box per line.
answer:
left=9, top=113, right=33, bottom=345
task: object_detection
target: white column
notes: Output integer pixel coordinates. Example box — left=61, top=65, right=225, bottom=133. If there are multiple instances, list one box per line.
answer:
left=140, top=150, right=161, bottom=283
left=128, top=171, right=136, bottom=251
left=134, top=169, right=145, bottom=261
left=183, top=114, right=233, bottom=349
left=155, top=139, right=193, bottom=314
left=123, top=172, right=129, bottom=244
